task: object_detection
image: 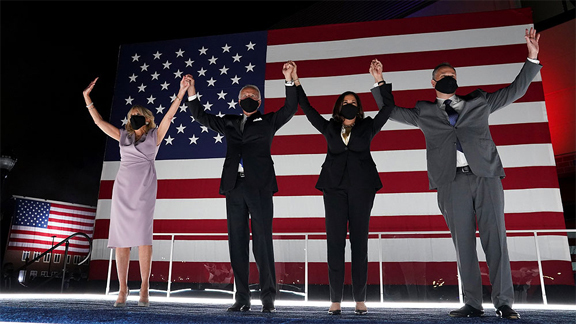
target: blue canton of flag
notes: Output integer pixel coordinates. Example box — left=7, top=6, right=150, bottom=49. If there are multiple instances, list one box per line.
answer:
left=104, top=31, right=268, bottom=161
left=14, top=199, right=50, bottom=228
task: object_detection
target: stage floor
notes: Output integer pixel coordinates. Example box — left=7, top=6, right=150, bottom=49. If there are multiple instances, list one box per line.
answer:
left=1, top=294, right=575, bottom=324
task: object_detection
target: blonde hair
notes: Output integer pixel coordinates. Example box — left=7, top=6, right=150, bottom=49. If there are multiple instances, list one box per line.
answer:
left=125, top=105, right=156, bottom=134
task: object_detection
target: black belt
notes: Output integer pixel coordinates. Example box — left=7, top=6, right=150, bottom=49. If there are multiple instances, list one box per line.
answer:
left=238, top=172, right=245, bottom=178
left=456, top=166, right=471, bottom=173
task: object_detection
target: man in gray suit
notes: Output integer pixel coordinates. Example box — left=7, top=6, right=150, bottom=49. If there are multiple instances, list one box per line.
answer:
left=370, top=28, right=541, bottom=319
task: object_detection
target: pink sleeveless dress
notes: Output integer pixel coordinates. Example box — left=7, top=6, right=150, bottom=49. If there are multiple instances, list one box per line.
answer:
left=107, top=127, right=158, bottom=248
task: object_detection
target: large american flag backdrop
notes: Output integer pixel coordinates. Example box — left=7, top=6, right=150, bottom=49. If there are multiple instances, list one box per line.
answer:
left=90, top=8, right=573, bottom=289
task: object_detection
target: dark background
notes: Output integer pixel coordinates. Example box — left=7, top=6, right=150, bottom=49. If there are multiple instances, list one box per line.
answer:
left=1, top=1, right=322, bottom=207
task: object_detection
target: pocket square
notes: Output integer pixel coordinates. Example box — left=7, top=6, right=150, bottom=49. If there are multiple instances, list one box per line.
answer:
left=253, top=118, right=263, bottom=122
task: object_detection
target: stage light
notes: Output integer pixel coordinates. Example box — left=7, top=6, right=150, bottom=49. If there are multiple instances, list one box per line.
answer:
left=0, top=155, right=17, bottom=173
left=17, top=270, right=25, bottom=283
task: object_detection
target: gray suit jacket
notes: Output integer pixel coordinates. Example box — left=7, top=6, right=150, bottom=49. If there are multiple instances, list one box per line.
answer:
left=371, top=60, right=542, bottom=189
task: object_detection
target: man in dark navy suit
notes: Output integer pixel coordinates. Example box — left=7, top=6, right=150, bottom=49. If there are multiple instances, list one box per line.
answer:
left=184, top=62, right=297, bottom=313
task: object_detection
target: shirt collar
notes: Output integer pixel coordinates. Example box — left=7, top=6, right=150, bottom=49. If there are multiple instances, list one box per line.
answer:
left=436, top=95, right=459, bottom=107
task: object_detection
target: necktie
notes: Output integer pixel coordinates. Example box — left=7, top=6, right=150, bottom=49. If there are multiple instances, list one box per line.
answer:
left=444, top=99, right=458, bottom=125
left=444, top=99, right=463, bottom=152
left=239, top=115, right=247, bottom=173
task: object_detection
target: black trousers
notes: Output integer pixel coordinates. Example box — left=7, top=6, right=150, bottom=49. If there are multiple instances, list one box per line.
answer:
left=225, top=176, right=276, bottom=305
left=322, top=186, right=376, bottom=302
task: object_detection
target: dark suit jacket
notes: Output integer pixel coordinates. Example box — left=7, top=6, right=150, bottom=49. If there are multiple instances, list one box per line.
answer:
left=187, top=86, right=298, bottom=195
left=371, top=59, right=542, bottom=189
left=297, top=84, right=394, bottom=191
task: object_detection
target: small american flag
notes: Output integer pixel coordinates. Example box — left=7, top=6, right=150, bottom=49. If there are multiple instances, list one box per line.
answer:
left=8, top=197, right=96, bottom=255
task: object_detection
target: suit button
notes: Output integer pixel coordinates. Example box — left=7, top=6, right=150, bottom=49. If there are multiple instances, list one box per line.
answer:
left=344, top=147, right=348, bottom=151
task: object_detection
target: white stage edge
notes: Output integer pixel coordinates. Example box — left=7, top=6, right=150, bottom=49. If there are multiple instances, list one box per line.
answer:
left=1, top=293, right=575, bottom=311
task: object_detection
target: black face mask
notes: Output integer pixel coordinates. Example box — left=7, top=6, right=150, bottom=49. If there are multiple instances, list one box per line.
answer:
left=434, top=76, right=458, bottom=94
left=240, top=98, right=260, bottom=113
left=130, top=115, right=147, bottom=130
left=340, top=104, right=359, bottom=120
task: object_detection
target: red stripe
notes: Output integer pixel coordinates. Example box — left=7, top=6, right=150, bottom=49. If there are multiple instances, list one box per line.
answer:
left=265, top=44, right=528, bottom=80
left=98, top=165, right=559, bottom=200
left=50, top=210, right=96, bottom=221
left=92, top=211, right=567, bottom=240
left=267, top=8, right=533, bottom=45
left=270, top=122, right=551, bottom=155
left=88, top=259, right=574, bottom=286
left=49, top=220, right=94, bottom=229
left=51, top=203, right=96, bottom=213
left=47, top=225, right=93, bottom=234
left=265, top=83, right=545, bottom=114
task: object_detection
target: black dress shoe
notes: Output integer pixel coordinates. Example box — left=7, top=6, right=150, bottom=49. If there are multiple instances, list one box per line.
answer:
left=354, top=309, right=368, bottom=315
left=227, top=302, right=250, bottom=312
left=496, top=305, right=520, bottom=320
left=261, top=303, right=276, bottom=313
left=449, top=304, right=484, bottom=317
left=327, top=309, right=342, bottom=315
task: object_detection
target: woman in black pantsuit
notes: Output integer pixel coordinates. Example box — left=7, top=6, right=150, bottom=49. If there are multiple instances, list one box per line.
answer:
left=290, top=62, right=394, bottom=315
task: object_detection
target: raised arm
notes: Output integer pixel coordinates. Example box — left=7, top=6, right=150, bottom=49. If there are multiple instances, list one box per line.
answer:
left=271, top=61, right=299, bottom=132
left=184, top=74, right=226, bottom=134
left=486, top=28, right=542, bottom=113
left=369, top=59, right=419, bottom=127
left=292, top=63, right=329, bottom=133
left=156, top=76, right=190, bottom=145
left=83, top=77, right=121, bottom=141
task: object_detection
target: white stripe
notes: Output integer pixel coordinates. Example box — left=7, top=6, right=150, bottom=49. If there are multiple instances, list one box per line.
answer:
left=9, top=233, right=90, bottom=246
left=48, top=221, right=94, bottom=232
left=50, top=206, right=96, bottom=217
left=9, top=241, right=89, bottom=253
left=100, top=143, right=555, bottom=180
left=275, top=102, right=548, bottom=136
left=266, top=24, right=532, bottom=63
left=11, top=225, right=93, bottom=238
left=264, top=63, right=542, bottom=98
left=95, top=188, right=563, bottom=221
left=90, top=234, right=570, bottom=262
left=49, top=214, right=95, bottom=225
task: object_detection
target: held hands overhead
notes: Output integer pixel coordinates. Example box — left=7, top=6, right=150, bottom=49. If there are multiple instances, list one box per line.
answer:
left=369, top=59, right=384, bottom=84
left=282, top=61, right=296, bottom=81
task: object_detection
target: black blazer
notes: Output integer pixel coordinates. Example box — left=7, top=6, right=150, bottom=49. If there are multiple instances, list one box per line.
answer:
left=187, top=86, right=298, bottom=195
left=297, top=85, right=394, bottom=191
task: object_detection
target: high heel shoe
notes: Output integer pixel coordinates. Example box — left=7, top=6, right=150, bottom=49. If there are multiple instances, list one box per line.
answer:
left=138, top=288, right=150, bottom=307
left=113, top=290, right=129, bottom=307
left=137, top=300, right=150, bottom=307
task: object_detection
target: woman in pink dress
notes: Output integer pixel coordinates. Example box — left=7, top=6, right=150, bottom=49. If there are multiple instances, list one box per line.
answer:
left=83, top=76, right=190, bottom=307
